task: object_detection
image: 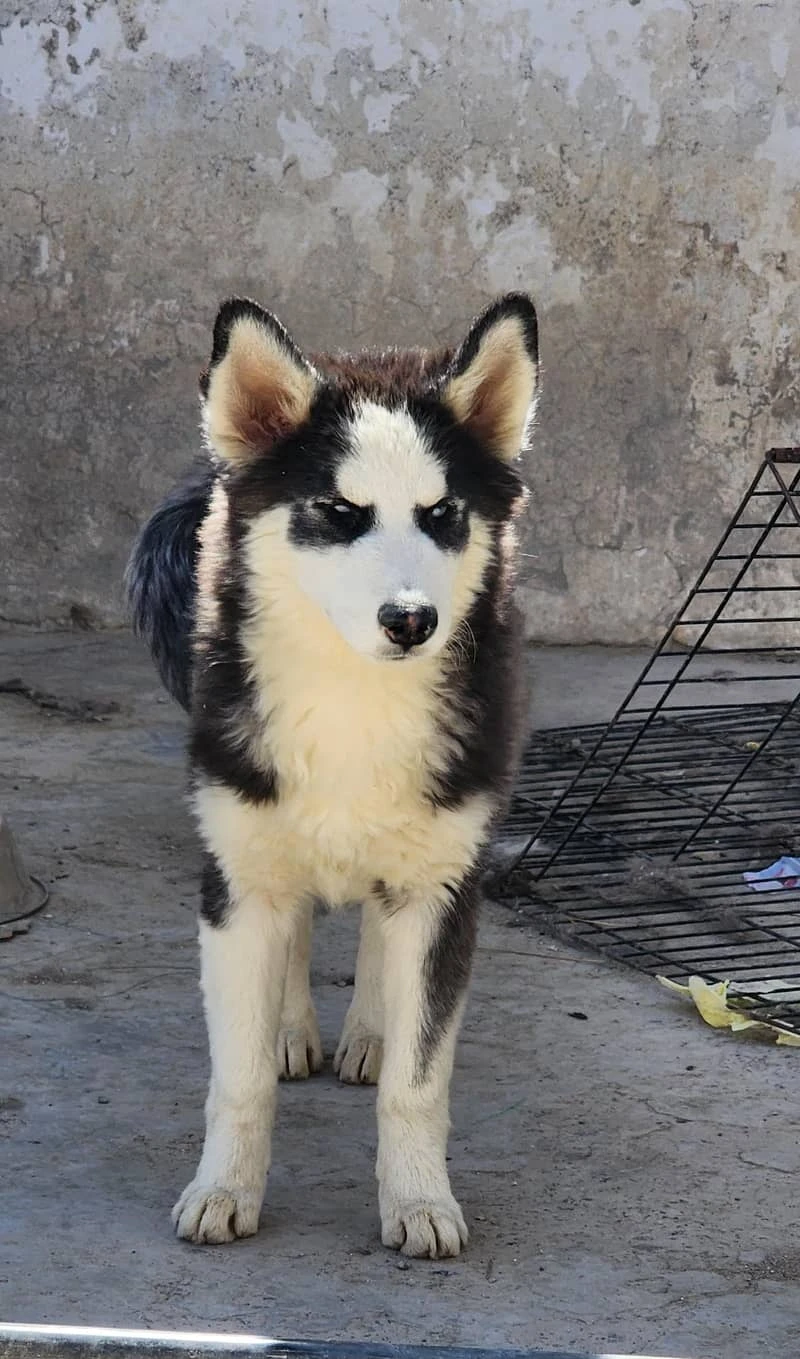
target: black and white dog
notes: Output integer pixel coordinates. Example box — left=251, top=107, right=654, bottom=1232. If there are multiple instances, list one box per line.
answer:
left=127, top=294, right=538, bottom=1258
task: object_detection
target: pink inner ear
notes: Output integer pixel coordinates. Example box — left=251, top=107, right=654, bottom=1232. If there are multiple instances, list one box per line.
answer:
left=223, top=339, right=313, bottom=452
left=463, top=375, right=505, bottom=445
left=235, top=391, right=297, bottom=451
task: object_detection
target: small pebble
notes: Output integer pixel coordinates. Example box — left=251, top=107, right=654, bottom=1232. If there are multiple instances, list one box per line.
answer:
left=97, top=1095, right=110, bottom=1105
left=395, top=1259, right=410, bottom=1271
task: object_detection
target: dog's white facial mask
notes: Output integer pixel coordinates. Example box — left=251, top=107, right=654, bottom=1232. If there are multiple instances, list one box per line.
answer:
left=290, top=403, right=463, bottom=662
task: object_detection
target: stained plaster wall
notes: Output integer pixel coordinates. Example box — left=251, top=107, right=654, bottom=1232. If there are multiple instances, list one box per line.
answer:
left=2, top=0, right=799, bottom=642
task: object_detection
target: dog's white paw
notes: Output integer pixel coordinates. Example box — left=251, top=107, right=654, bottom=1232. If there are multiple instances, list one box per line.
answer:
left=172, top=1181, right=262, bottom=1244
left=277, top=1009, right=323, bottom=1080
left=380, top=1195, right=468, bottom=1258
left=333, top=1024, right=383, bottom=1084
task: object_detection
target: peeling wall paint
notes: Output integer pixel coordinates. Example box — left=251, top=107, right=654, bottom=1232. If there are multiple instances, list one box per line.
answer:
left=1, top=0, right=799, bottom=641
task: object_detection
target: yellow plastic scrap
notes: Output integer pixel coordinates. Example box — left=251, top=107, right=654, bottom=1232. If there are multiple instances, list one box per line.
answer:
left=657, top=975, right=800, bottom=1046
left=657, top=976, right=754, bottom=1030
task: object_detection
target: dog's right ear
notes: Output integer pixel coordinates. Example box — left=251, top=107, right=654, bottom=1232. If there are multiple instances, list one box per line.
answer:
left=200, top=299, right=319, bottom=465
left=443, top=294, right=538, bottom=462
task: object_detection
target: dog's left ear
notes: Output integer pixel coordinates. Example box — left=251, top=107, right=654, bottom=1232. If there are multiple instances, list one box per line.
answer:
left=200, top=298, right=319, bottom=465
left=443, top=294, right=539, bottom=462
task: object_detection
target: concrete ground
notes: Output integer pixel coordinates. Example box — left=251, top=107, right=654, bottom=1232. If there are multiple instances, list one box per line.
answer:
left=1, top=633, right=799, bottom=1357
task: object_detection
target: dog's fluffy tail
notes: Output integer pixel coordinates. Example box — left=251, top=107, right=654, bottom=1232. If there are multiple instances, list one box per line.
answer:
left=125, top=461, right=215, bottom=712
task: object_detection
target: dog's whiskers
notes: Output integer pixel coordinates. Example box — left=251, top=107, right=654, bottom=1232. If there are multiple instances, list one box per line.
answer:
left=447, top=618, right=478, bottom=669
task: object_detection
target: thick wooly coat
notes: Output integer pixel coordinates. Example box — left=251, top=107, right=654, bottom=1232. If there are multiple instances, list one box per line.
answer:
left=126, top=293, right=538, bottom=1259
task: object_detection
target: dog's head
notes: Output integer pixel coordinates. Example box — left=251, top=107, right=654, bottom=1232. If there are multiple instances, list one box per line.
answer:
left=199, top=295, right=538, bottom=663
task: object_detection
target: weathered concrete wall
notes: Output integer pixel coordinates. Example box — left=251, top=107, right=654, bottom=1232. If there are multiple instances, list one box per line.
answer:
left=2, top=0, right=799, bottom=641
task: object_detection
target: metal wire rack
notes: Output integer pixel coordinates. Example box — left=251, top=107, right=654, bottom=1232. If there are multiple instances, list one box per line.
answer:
left=493, top=447, right=800, bottom=1037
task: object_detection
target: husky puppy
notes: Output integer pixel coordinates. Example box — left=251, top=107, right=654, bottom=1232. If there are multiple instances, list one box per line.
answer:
left=126, top=293, right=537, bottom=1258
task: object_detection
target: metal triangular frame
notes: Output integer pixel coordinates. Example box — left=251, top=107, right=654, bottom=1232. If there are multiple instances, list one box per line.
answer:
left=495, top=447, right=800, bottom=1036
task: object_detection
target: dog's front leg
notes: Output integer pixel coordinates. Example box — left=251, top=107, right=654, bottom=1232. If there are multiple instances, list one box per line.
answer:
left=335, top=900, right=385, bottom=1084
left=173, top=872, right=294, bottom=1244
left=277, top=899, right=323, bottom=1080
left=376, top=877, right=478, bottom=1258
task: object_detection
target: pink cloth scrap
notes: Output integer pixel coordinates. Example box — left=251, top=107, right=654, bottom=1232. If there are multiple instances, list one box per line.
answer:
left=743, top=856, right=800, bottom=891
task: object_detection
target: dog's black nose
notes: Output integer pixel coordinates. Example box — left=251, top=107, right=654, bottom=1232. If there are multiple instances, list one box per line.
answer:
left=378, top=603, right=438, bottom=650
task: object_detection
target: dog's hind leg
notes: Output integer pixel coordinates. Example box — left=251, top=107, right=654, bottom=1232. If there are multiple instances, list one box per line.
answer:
left=172, top=875, right=295, bottom=1245
left=277, top=899, right=323, bottom=1080
left=334, top=900, right=384, bottom=1084
left=375, top=877, right=478, bottom=1259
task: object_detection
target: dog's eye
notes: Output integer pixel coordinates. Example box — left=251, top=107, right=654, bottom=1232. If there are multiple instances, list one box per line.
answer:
left=315, top=498, right=359, bottom=519
left=416, top=497, right=467, bottom=550
left=309, top=498, right=374, bottom=543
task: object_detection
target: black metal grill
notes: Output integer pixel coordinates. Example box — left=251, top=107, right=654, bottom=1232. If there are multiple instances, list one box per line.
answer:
left=493, top=448, right=800, bottom=1037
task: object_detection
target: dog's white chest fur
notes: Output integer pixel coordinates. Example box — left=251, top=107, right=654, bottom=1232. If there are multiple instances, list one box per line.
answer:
left=195, top=619, right=490, bottom=909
